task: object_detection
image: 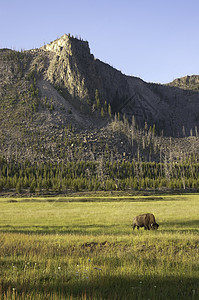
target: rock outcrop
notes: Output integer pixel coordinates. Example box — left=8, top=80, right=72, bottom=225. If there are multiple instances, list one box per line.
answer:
left=35, top=34, right=199, bottom=136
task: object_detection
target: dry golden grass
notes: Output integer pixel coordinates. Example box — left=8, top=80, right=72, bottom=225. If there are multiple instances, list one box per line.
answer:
left=0, top=194, right=198, bottom=299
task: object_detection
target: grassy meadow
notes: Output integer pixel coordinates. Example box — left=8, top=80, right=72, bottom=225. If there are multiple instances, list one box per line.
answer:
left=0, top=193, right=198, bottom=299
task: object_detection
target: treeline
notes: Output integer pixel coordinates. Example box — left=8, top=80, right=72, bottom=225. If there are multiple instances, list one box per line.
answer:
left=0, top=157, right=199, bottom=193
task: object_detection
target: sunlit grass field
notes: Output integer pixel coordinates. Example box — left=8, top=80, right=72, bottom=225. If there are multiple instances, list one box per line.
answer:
left=0, top=194, right=198, bottom=299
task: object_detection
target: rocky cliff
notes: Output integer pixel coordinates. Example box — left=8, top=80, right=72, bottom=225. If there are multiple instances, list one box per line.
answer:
left=0, top=34, right=199, bottom=163
left=36, top=34, right=199, bottom=136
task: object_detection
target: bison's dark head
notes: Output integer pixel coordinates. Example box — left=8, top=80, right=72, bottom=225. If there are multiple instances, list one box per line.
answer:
left=151, top=222, right=159, bottom=230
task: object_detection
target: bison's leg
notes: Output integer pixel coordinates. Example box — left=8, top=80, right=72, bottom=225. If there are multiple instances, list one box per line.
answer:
left=150, top=224, right=155, bottom=230
left=144, top=225, right=150, bottom=230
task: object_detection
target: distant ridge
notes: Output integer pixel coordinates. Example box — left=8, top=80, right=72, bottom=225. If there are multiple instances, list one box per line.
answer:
left=167, top=75, right=199, bottom=91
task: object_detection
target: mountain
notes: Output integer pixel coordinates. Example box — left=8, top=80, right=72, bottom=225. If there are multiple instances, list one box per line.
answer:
left=0, top=34, right=199, bottom=163
left=39, top=34, right=199, bottom=136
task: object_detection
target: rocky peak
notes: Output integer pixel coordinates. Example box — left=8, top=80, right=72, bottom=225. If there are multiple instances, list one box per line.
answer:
left=41, top=34, right=90, bottom=55
left=41, top=34, right=70, bottom=53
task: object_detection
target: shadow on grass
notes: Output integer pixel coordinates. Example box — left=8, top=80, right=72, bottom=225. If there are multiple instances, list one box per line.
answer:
left=1, top=218, right=199, bottom=235
left=6, top=196, right=175, bottom=203
left=1, top=274, right=198, bottom=300
left=0, top=224, right=118, bottom=235
left=0, top=222, right=199, bottom=235
left=162, top=219, right=199, bottom=227
left=159, top=219, right=199, bottom=234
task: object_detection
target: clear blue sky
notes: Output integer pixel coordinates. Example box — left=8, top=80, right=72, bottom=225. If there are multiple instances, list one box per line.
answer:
left=1, top=0, right=199, bottom=83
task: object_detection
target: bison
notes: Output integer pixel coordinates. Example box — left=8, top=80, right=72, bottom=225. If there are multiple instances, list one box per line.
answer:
left=132, top=213, right=159, bottom=231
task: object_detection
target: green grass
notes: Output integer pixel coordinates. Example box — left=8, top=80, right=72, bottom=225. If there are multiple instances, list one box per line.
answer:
left=0, top=194, right=198, bottom=299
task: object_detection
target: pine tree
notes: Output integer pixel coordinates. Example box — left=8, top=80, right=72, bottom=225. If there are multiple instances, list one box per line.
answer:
left=108, top=103, right=112, bottom=117
left=16, top=181, right=22, bottom=193
left=104, top=100, right=107, bottom=112
left=95, top=89, right=101, bottom=110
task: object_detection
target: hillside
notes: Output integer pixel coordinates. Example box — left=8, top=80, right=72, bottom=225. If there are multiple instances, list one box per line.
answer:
left=1, top=34, right=199, bottom=165
left=168, top=75, right=199, bottom=91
